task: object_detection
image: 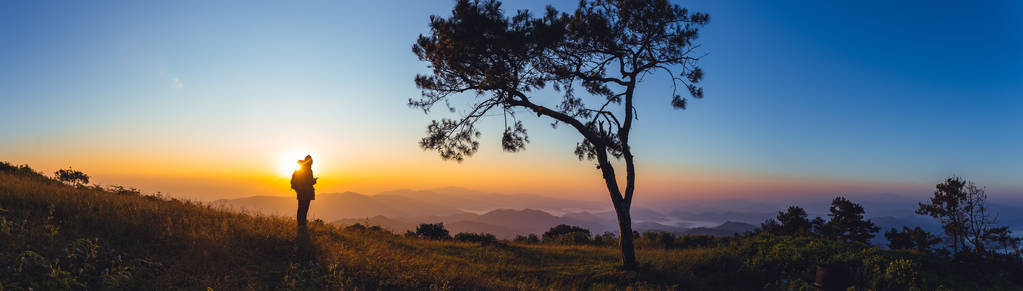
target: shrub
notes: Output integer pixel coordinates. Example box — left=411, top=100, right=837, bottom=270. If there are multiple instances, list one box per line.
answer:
left=637, top=231, right=676, bottom=249
left=514, top=234, right=541, bottom=244
left=106, top=185, right=142, bottom=196
left=414, top=223, right=450, bottom=240
left=454, top=232, right=497, bottom=244
left=55, top=167, right=90, bottom=185
left=885, top=226, right=941, bottom=252
left=675, top=234, right=726, bottom=249
left=593, top=232, right=618, bottom=246
left=542, top=225, right=591, bottom=245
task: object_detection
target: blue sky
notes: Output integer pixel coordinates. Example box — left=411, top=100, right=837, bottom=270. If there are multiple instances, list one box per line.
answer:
left=1, top=1, right=1020, bottom=201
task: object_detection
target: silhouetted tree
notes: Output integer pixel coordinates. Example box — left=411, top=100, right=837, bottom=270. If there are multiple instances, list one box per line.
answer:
left=959, top=182, right=1000, bottom=256
left=820, top=197, right=878, bottom=244
left=414, top=223, right=451, bottom=240
left=412, top=0, right=708, bottom=268
left=55, top=167, right=89, bottom=186
left=985, top=226, right=1022, bottom=256
left=885, top=226, right=941, bottom=252
left=916, top=177, right=969, bottom=256
left=916, top=177, right=1012, bottom=257
left=810, top=216, right=827, bottom=237
left=526, top=233, right=540, bottom=244
left=760, top=206, right=815, bottom=237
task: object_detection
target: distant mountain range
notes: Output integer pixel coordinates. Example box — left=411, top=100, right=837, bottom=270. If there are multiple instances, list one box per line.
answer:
left=213, top=187, right=1023, bottom=242
left=331, top=210, right=757, bottom=239
left=211, top=187, right=609, bottom=221
left=212, top=188, right=758, bottom=238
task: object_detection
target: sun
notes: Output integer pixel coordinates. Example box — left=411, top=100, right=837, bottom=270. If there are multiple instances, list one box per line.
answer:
left=277, top=151, right=305, bottom=177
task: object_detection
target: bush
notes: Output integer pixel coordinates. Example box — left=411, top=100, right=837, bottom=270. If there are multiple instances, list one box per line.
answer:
left=454, top=232, right=497, bottom=244
left=413, top=223, right=450, bottom=240
left=637, top=231, right=676, bottom=249
left=675, top=234, right=726, bottom=249
left=514, top=234, right=540, bottom=244
left=542, top=225, right=591, bottom=245
left=55, top=167, right=90, bottom=185
left=593, top=232, right=618, bottom=246
left=106, top=185, right=142, bottom=196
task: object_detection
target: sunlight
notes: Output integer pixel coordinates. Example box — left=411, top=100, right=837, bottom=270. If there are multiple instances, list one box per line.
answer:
left=277, top=151, right=306, bottom=178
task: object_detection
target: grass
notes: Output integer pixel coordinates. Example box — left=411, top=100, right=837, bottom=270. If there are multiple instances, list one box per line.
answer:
left=1, top=164, right=1019, bottom=290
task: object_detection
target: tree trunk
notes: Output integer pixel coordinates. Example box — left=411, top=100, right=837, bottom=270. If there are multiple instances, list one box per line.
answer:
left=593, top=144, right=637, bottom=269
left=615, top=203, right=637, bottom=269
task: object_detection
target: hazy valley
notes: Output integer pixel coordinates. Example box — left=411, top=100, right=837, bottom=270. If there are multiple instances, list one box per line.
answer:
left=213, top=187, right=1023, bottom=244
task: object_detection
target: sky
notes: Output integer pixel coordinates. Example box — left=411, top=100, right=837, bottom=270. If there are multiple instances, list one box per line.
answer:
left=1, top=1, right=1021, bottom=204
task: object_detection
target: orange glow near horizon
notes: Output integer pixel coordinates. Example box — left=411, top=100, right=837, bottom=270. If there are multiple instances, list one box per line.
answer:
left=0, top=127, right=947, bottom=203
left=0, top=145, right=937, bottom=204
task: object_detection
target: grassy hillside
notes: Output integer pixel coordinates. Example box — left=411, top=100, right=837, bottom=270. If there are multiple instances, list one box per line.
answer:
left=0, top=163, right=1017, bottom=290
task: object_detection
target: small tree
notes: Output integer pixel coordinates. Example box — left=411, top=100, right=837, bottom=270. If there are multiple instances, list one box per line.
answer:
left=985, top=226, right=1022, bottom=256
left=885, top=226, right=941, bottom=252
left=916, top=177, right=1012, bottom=257
left=414, top=223, right=451, bottom=240
left=759, top=206, right=815, bottom=237
left=412, top=0, right=708, bottom=269
left=916, top=177, right=969, bottom=256
left=820, top=197, right=878, bottom=244
left=55, top=167, right=89, bottom=186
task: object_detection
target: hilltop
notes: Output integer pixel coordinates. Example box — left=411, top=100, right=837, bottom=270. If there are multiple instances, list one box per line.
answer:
left=1, top=162, right=1019, bottom=289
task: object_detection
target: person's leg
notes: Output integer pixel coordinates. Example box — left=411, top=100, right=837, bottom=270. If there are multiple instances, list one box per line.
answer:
left=297, top=199, right=310, bottom=227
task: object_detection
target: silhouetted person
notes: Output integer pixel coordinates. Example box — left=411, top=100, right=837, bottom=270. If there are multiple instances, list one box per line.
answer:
left=291, top=155, right=317, bottom=230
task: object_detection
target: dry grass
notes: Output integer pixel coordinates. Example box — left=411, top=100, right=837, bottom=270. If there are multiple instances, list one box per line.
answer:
left=2, top=167, right=1017, bottom=290
left=0, top=171, right=661, bottom=289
